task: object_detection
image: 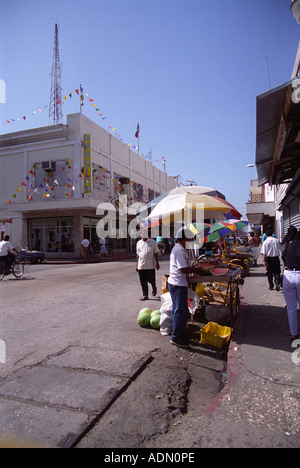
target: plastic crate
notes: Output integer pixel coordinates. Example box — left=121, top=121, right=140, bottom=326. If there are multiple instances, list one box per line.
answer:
left=200, top=321, right=232, bottom=348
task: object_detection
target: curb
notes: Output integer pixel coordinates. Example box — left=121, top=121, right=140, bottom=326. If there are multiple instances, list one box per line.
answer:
left=204, top=280, right=249, bottom=417
left=42, top=254, right=136, bottom=265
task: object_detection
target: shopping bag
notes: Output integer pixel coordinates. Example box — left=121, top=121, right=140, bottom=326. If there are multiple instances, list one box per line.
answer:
left=188, top=288, right=200, bottom=315
left=160, top=292, right=173, bottom=336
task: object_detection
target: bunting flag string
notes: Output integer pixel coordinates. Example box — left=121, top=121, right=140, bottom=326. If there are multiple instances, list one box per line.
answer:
left=7, top=157, right=161, bottom=206
left=2, top=85, right=167, bottom=170
left=82, top=90, right=166, bottom=167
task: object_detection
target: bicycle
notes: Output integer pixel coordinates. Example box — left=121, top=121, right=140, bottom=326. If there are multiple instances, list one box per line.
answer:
left=0, top=255, right=25, bottom=281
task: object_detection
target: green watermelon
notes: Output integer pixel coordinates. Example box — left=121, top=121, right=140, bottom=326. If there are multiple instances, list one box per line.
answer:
left=139, top=307, right=152, bottom=316
left=151, top=309, right=161, bottom=318
left=137, top=313, right=151, bottom=327
left=150, top=314, right=161, bottom=329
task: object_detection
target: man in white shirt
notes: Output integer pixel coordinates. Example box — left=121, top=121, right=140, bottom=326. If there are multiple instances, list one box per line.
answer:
left=81, top=238, right=90, bottom=262
left=168, top=227, right=202, bottom=348
left=261, top=229, right=282, bottom=291
left=136, top=231, right=160, bottom=301
left=0, top=235, right=19, bottom=269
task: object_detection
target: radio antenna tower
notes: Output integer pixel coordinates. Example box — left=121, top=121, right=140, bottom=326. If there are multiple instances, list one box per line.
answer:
left=49, top=24, right=63, bottom=125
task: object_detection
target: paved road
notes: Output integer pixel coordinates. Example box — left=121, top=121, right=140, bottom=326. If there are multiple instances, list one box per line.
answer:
left=0, top=259, right=225, bottom=447
left=0, top=259, right=164, bottom=377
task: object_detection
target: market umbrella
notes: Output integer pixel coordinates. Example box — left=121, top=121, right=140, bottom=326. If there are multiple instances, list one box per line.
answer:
left=136, top=185, right=220, bottom=221
left=226, top=219, right=250, bottom=230
left=201, top=222, right=235, bottom=242
left=189, top=222, right=211, bottom=237
left=218, top=200, right=242, bottom=220
left=136, top=192, right=169, bottom=221
left=146, top=192, right=232, bottom=224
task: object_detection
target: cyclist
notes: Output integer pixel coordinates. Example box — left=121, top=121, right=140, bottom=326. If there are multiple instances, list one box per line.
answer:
left=0, top=235, right=19, bottom=270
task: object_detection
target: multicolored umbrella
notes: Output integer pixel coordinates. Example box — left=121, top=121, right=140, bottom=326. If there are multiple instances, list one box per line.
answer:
left=208, top=222, right=234, bottom=241
left=226, top=219, right=249, bottom=230
left=136, top=185, right=220, bottom=221
left=219, top=200, right=242, bottom=220
left=197, top=222, right=235, bottom=243
left=189, top=222, right=211, bottom=237
left=147, top=193, right=232, bottom=224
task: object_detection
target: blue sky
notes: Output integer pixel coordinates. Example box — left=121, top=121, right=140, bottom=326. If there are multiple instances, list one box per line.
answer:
left=1, top=0, right=300, bottom=216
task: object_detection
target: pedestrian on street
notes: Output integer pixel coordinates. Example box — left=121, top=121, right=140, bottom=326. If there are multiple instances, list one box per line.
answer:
left=81, top=238, right=90, bottom=262
left=262, top=225, right=276, bottom=242
left=136, top=230, right=160, bottom=301
left=261, top=229, right=282, bottom=291
left=168, top=227, right=202, bottom=348
left=249, top=232, right=260, bottom=266
left=282, top=226, right=300, bottom=342
left=99, top=237, right=107, bottom=259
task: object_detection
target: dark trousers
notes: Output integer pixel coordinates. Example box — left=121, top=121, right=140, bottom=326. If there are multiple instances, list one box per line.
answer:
left=1, top=253, right=14, bottom=269
left=266, top=256, right=281, bottom=289
left=168, top=283, right=189, bottom=343
left=138, top=269, right=156, bottom=297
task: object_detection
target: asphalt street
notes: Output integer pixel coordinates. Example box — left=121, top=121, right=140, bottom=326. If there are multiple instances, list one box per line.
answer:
left=0, top=259, right=163, bottom=378
left=0, top=259, right=224, bottom=447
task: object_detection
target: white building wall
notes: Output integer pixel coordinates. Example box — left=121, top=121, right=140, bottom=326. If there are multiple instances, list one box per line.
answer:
left=0, top=113, right=178, bottom=252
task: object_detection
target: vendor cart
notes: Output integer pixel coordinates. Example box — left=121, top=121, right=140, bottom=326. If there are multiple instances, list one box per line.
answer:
left=20, top=249, right=45, bottom=264
left=189, top=262, right=242, bottom=321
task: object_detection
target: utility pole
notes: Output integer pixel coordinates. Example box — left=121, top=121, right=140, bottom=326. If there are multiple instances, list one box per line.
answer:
left=186, top=179, right=197, bottom=186
left=49, top=24, right=63, bottom=125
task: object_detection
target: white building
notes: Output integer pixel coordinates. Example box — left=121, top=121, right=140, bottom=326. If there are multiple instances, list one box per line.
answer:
left=0, top=113, right=178, bottom=258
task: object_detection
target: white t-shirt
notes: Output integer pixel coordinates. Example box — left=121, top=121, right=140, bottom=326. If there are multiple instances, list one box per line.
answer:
left=136, top=238, right=159, bottom=270
left=168, top=243, right=189, bottom=287
left=0, top=240, right=14, bottom=257
left=260, top=236, right=282, bottom=257
left=81, top=239, right=90, bottom=248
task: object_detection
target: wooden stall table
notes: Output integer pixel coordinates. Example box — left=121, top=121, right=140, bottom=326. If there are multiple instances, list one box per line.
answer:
left=189, top=266, right=242, bottom=317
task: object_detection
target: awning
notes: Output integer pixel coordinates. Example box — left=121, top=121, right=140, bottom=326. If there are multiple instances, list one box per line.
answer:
left=256, top=78, right=300, bottom=186
left=0, top=219, right=12, bottom=223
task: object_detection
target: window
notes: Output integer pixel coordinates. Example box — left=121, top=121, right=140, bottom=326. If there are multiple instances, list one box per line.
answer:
left=113, top=172, right=131, bottom=199
left=29, top=217, right=74, bottom=253
left=132, top=182, right=143, bottom=203
left=31, top=160, right=73, bottom=200
left=92, top=164, right=108, bottom=191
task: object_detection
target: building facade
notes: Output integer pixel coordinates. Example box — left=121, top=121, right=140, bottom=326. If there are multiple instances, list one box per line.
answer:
left=0, top=113, right=178, bottom=258
left=247, top=43, right=300, bottom=240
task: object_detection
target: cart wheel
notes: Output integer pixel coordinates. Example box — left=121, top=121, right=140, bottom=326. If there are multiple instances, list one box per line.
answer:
left=0, top=263, right=5, bottom=281
left=12, top=260, right=24, bottom=279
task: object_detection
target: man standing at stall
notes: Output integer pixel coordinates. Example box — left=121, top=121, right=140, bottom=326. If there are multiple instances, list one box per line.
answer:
left=168, top=227, right=201, bottom=348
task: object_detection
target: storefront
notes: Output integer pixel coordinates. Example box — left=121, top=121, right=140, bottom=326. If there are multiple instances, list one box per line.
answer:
left=28, top=217, right=75, bottom=253
left=255, top=79, right=300, bottom=237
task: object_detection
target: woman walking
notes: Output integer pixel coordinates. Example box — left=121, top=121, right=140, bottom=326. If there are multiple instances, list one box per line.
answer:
left=249, top=232, right=260, bottom=266
left=282, top=226, right=300, bottom=342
